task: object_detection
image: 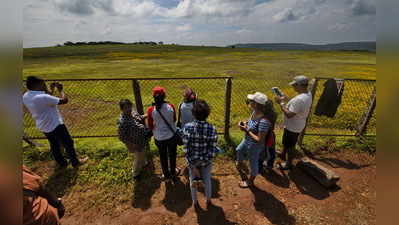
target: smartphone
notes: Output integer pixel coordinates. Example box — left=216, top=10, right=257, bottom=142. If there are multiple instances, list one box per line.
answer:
left=239, top=121, right=244, bottom=126
left=271, top=87, right=284, bottom=97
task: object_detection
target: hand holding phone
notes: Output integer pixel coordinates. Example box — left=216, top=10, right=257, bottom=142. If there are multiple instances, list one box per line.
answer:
left=271, top=87, right=284, bottom=97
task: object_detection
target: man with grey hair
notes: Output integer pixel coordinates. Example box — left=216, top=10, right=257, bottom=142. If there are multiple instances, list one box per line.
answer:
left=275, top=75, right=312, bottom=170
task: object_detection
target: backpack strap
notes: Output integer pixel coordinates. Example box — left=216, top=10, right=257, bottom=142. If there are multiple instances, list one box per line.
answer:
left=157, top=106, right=177, bottom=135
left=177, top=102, right=182, bottom=127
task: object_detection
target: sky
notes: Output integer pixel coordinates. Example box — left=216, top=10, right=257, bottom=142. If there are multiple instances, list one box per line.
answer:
left=23, top=0, right=376, bottom=48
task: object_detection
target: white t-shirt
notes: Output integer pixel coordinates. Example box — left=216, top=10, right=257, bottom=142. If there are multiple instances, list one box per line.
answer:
left=283, top=92, right=312, bottom=133
left=23, top=91, right=63, bottom=133
left=147, top=103, right=177, bottom=141
left=179, top=101, right=195, bottom=128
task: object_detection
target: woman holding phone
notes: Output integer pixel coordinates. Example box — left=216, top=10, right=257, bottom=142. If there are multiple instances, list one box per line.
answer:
left=236, top=92, right=272, bottom=188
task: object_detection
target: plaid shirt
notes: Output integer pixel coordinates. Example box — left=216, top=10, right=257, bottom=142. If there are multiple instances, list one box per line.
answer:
left=117, top=112, right=147, bottom=145
left=183, top=120, right=218, bottom=166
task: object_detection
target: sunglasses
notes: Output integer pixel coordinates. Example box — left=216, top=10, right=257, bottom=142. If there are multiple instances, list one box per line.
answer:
left=246, top=99, right=255, bottom=104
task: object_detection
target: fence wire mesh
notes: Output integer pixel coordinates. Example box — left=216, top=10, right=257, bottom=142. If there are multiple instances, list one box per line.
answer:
left=23, top=78, right=230, bottom=139
left=136, top=78, right=228, bottom=134
left=23, top=77, right=376, bottom=139
left=305, top=78, right=376, bottom=136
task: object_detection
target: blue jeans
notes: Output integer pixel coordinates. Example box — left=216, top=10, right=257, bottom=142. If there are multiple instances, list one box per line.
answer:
left=236, top=139, right=264, bottom=177
left=188, top=163, right=212, bottom=203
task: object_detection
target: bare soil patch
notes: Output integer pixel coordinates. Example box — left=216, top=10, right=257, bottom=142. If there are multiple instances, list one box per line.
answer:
left=31, top=150, right=376, bottom=225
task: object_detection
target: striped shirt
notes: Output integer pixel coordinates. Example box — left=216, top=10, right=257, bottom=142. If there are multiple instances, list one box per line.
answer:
left=245, top=113, right=271, bottom=145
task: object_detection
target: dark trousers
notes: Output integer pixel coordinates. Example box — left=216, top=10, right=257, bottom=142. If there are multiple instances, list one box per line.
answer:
left=266, top=146, right=276, bottom=167
left=44, top=124, right=79, bottom=167
left=155, top=136, right=177, bottom=178
left=281, top=129, right=300, bottom=166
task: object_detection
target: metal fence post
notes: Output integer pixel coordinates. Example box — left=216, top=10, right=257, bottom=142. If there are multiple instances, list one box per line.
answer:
left=224, top=78, right=232, bottom=140
left=298, top=78, right=319, bottom=147
left=356, top=87, right=376, bottom=136
left=132, top=79, right=144, bottom=115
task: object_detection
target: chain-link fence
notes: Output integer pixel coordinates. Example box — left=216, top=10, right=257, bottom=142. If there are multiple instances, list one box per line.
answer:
left=23, top=77, right=376, bottom=139
left=23, top=77, right=231, bottom=139
left=304, top=78, right=376, bottom=137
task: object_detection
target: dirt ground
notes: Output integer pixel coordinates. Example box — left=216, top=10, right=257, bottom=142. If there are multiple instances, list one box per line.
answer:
left=34, top=149, right=376, bottom=225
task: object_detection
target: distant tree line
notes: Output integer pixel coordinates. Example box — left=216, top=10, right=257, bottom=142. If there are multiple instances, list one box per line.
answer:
left=59, top=41, right=164, bottom=47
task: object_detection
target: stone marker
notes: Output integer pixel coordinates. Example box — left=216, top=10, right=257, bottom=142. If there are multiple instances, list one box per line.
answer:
left=297, top=157, right=340, bottom=188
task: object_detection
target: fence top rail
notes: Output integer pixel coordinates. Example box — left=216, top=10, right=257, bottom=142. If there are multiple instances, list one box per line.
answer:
left=23, top=76, right=233, bottom=82
left=315, top=77, right=376, bottom=82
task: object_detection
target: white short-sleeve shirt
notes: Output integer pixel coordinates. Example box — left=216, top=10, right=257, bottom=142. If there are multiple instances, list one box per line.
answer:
left=283, top=92, right=312, bottom=133
left=23, top=91, right=63, bottom=133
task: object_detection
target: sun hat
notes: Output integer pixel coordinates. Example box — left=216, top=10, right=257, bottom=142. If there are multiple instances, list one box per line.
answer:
left=152, top=86, right=166, bottom=96
left=289, top=75, right=309, bottom=86
left=247, top=92, right=268, bottom=105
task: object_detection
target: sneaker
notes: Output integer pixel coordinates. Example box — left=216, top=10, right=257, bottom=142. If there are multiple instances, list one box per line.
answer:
left=161, top=174, right=171, bottom=182
left=72, top=156, right=89, bottom=168
left=278, top=162, right=292, bottom=170
left=192, top=179, right=202, bottom=189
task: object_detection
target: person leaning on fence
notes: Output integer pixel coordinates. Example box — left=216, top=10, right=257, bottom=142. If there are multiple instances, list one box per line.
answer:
left=23, top=165, right=65, bottom=225
left=182, top=99, right=218, bottom=208
left=22, top=76, right=88, bottom=169
left=146, top=86, right=180, bottom=182
left=177, top=87, right=197, bottom=128
left=236, top=92, right=271, bottom=188
left=258, top=100, right=278, bottom=171
left=275, top=75, right=313, bottom=170
left=117, top=99, right=150, bottom=181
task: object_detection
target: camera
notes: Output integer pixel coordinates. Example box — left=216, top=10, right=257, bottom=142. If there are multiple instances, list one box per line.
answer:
left=50, top=82, right=63, bottom=91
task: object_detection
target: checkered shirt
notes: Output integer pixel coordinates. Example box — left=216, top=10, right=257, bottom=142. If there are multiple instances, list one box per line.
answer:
left=117, top=112, right=147, bottom=145
left=183, top=120, right=218, bottom=166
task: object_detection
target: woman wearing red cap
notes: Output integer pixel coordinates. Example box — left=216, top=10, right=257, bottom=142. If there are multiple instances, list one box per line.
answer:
left=146, top=86, right=179, bottom=181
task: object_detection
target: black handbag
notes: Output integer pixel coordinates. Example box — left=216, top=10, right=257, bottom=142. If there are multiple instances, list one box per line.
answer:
left=157, top=108, right=183, bottom=146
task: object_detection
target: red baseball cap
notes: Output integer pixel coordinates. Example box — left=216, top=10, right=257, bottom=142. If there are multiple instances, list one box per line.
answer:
left=152, top=86, right=166, bottom=96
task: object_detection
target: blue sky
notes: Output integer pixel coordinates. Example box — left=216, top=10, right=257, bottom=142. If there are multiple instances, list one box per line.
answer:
left=24, top=0, right=376, bottom=48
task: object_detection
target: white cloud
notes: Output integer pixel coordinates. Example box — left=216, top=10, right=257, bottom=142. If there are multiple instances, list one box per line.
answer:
left=273, top=8, right=300, bottom=23
left=23, top=0, right=376, bottom=47
left=166, top=0, right=259, bottom=18
left=176, top=24, right=192, bottom=32
left=328, top=23, right=352, bottom=31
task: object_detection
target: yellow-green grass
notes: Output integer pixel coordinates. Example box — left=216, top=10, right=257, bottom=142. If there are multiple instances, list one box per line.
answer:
left=23, top=44, right=376, bottom=139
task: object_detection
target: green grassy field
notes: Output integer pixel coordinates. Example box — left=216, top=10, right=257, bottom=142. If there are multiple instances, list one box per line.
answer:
left=22, top=44, right=376, bottom=219
left=23, top=44, right=376, bottom=139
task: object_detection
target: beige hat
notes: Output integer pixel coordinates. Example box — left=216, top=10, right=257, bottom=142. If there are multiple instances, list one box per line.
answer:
left=247, top=92, right=268, bottom=105
left=289, top=75, right=309, bottom=86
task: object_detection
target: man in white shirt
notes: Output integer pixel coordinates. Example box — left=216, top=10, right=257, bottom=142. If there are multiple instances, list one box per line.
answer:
left=275, top=75, right=312, bottom=170
left=23, top=76, right=87, bottom=168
